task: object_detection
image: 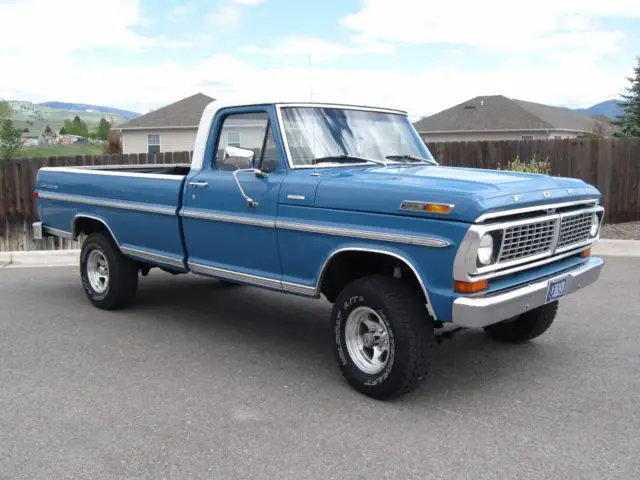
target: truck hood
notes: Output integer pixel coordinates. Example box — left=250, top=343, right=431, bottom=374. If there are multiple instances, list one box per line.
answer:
left=312, top=164, right=600, bottom=223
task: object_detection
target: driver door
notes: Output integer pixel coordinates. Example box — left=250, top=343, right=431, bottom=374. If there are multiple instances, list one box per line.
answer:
left=181, top=108, right=285, bottom=285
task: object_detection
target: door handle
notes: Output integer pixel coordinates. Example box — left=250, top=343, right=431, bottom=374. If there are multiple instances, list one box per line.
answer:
left=188, top=181, right=208, bottom=188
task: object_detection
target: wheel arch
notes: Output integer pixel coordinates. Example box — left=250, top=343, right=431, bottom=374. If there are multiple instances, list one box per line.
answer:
left=73, top=214, right=121, bottom=249
left=316, top=247, right=437, bottom=320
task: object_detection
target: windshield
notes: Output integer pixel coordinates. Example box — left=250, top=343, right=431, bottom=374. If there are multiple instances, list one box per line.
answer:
left=279, top=106, right=437, bottom=167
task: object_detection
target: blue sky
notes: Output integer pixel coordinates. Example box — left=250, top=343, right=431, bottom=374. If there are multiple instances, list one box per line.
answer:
left=1, top=0, right=639, bottom=118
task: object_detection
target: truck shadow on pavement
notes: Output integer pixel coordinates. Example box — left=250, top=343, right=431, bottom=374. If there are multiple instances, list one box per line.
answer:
left=41, top=270, right=572, bottom=404
left=123, top=272, right=569, bottom=402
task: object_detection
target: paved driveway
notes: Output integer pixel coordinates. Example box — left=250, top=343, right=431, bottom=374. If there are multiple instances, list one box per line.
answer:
left=1, top=256, right=639, bottom=479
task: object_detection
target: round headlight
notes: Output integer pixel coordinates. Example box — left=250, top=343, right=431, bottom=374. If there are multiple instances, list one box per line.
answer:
left=477, top=233, right=495, bottom=266
left=590, top=213, right=600, bottom=237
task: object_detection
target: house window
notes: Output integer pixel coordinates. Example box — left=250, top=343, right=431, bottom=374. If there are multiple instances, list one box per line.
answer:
left=227, top=131, right=241, bottom=147
left=521, top=135, right=534, bottom=141
left=148, top=134, right=160, bottom=154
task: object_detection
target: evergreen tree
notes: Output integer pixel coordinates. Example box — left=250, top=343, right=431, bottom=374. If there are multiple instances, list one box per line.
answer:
left=0, top=119, right=22, bottom=158
left=96, top=117, right=112, bottom=140
left=613, top=56, right=640, bottom=137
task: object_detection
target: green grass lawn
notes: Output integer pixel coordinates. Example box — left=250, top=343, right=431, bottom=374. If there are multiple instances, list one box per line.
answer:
left=16, top=144, right=105, bottom=158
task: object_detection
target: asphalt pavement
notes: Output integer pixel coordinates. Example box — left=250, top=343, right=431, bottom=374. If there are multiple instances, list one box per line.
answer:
left=1, top=257, right=639, bottom=480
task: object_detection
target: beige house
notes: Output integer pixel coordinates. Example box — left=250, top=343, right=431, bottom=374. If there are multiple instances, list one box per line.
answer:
left=113, top=93, right=216, bottom=154
left=413, top=95, right=617, bottom=142
left=113, top=93, right=271, bottom=156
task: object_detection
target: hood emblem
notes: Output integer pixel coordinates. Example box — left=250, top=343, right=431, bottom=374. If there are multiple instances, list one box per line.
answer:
left=567, top=188, right=574, bottom=194
left=512, top=195, right=521, bottom=201
left=543, top=191, right=553, bottom=198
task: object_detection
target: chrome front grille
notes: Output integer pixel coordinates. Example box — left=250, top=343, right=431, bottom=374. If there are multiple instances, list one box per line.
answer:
left=557, top=213, right=593, bottom=249
left=498, top=219, right=557, bottom=262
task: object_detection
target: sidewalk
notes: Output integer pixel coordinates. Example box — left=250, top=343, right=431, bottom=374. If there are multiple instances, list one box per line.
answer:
left=1, top=239, right=639, bottom=268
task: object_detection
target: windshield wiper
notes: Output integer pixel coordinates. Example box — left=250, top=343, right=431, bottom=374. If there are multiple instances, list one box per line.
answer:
left=385, top=154, right=438, bottom=165
left=312, top=155, right=387, bottom=166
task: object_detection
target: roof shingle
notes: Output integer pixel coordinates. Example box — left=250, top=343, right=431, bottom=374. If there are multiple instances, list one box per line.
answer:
left=115, top=93, right=215, bottom=130
left=413, top=95, right=600, bottom=133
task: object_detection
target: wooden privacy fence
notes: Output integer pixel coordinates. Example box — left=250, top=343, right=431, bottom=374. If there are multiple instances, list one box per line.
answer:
left=0, top=138, right=639, bottom=251
left=425, top=137, right=640, bottom=224
left=0, top=152, right=191, bottom=252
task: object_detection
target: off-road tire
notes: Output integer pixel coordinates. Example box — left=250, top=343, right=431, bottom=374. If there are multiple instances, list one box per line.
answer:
left=331, top=275, right=435, bottom=400
left=483, top=301, right=559, bottom=343
left=80, top=232, right=139, bottom=310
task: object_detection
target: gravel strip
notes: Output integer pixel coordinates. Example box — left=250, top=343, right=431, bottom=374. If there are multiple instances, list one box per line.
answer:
left=600, top=221, right=640, bottom=240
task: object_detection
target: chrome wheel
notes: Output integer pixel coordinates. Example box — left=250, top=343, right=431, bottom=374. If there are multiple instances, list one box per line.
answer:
left=344, top=306, right=391, bottom=375
left=86, top=249, right=109, bottom=294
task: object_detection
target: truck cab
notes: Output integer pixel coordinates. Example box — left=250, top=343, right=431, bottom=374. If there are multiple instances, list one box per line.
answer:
left=34, top=99, right=605, bottom=400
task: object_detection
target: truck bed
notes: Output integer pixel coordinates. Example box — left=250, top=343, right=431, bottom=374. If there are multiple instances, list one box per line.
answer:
left=35, top=163, right=190, bottom=272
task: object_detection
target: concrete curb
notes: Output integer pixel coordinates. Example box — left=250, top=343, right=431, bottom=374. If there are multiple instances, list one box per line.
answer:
left=0, top=239, right=639, bottom=267
left=0, top=249, right=80, bottom=267
left=592, top=239, right=640, bottom=258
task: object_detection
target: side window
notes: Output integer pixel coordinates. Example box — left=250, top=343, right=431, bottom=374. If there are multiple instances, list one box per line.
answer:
left=214, top=112, right=269, bottom=171
left=148, top=134, right=160, bottom=154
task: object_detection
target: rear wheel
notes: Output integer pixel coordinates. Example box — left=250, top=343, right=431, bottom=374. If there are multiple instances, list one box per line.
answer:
left=80, top=232, right=139, bottom=310
left=331, top=275, right=434, bottom=400
left=483, top=301, right=558, bottom=343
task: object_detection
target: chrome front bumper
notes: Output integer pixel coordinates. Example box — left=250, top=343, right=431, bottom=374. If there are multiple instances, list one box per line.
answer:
left=452, top=256, right=604, bottom=328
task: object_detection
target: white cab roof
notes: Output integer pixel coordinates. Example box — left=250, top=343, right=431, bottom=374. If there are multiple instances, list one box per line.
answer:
left=191, top=99, right=409, bottom=171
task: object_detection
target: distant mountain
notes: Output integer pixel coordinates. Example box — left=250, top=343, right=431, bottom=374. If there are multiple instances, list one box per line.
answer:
left=38, top=101, right=140, bottom=120
left=571, top=100, right=623, bottom=119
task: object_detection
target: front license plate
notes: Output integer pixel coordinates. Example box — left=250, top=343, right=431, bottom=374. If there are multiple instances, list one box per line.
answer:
left=546, top=276, right=568, bottom=303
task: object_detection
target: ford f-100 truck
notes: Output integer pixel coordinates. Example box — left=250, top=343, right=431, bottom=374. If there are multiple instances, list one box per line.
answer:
left=33, top=99, right=605, bottom=400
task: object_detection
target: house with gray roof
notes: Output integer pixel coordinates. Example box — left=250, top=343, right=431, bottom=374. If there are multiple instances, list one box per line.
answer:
left=113, top=93, right=216, bottom=154
left=413, top=95, right=617, bottom=143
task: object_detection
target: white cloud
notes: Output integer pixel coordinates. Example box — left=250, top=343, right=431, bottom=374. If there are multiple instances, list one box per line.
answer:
left=0, top=0, right=190, bottom=54
left=207, top=0, right=265, bottom=28
left=207, top=5, right=244, bottom=27
left=0, top=0, right=631, bottom=121
left=241, top=36, right=394, bottom=62
left=0, top=51, right=627, bottom=119
left=168, top=3, right=195, bottom=22
left=341, top=0, right=640, bottom=57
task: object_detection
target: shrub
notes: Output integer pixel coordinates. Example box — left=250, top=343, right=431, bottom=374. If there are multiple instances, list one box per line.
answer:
left=498, top=154, right=551, bottom=175
left=103, top=130, right=122, bottom=154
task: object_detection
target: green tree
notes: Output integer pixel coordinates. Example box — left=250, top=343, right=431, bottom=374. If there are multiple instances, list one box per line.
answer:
left=44, top=124, right=52, bottom=133
left=0, top=119, right=22, bottom=158
left=0, top=100, right=11, bottom=121
left=96, top=117, right=111, bottom=140
left=59, top=126, right=66, bottom=134
left=613, top=56, right=640, bottom=137
left=63, top=115, right=89, bottom=137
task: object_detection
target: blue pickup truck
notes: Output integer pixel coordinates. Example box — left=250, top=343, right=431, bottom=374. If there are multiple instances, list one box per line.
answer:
left=33, top=100, right=605, bottom=399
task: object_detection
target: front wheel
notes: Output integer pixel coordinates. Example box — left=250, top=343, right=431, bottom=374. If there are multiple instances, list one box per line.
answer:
left=80, top=232, right=139, bottom=310
left=483, top=301, right=558, bottom=343
left=331, top=275, right=435, bottom=400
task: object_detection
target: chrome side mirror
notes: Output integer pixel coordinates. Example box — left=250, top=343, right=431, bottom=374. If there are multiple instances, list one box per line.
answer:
left=224, top=145, right=256, bottom=169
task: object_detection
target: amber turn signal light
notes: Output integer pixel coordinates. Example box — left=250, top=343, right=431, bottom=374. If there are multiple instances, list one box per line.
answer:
left=580, top=248, right=591, bottom=258
left=454, top=279, right=489, bottom=294
left=424, top=203, right=453, bottom=214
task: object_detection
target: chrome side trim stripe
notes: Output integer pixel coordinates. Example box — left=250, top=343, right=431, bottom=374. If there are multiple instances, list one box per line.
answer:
left=179, top=208, right=275, bottom=228
left=38, top=191, right=176, bottom=216
left=43, top=226, right=74, bottom=239
left=275, top=220, right=450, bottom=247
left=281, top=281, right=317, bottom=296
left=187, top=261, right=318, bottom=297
left=189, top=262, right=282, bottom=291
left=121, top=247, right=186, bottom=270
left=179, top=209, right=449, bottom=247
